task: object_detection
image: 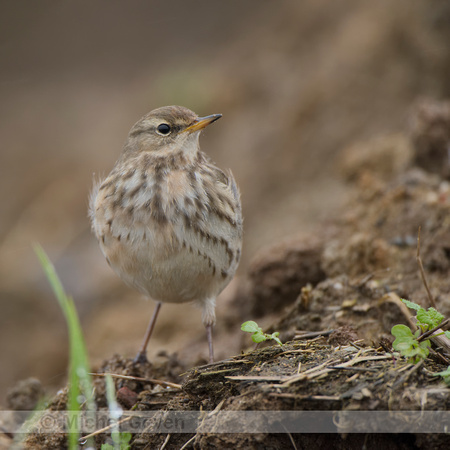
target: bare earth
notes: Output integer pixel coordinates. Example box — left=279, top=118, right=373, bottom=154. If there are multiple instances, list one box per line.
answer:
left=1, top=1, right=450, bottom=449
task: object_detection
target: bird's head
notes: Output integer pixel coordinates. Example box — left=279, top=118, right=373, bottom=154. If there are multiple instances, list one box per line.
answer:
left=125, top=105, right=222, bottom=158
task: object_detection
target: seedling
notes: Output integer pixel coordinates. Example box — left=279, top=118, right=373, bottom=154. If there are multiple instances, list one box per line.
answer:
left=241, top=321, right=283, bottom=346
left=401, top=299, right=445, bottom=332
left=391, top=299, right=450, bottom=363
left=391, top=230, right=450, bottom=376
left=391, top=324, right=431, bottom=363
left=101, top=431, right=132, bottom=450
left=433, top=366, right=450, bottom=386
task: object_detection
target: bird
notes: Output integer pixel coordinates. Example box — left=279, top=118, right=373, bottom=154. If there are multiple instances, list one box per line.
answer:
left=89, top=105, right=243, bottom=364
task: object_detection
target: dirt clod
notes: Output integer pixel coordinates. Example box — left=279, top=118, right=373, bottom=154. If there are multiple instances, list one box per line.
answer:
left=410, top=98, right=450, bottom=179
left=6, top=378, right=44, bottom=411
left=327, top=326, right=360, bottom=346
left=248, top=235, right=326, bottom=317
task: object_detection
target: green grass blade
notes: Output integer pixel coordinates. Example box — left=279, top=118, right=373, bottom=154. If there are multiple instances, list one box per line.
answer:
left=34, top=244, right=95, bottom=448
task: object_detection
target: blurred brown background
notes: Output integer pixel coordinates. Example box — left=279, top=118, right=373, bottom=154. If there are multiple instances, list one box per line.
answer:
left=1, top=0, right=449, bottom=403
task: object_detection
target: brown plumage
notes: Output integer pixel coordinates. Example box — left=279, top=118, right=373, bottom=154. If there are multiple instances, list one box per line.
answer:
left=90, top=106, right=243, bottom=363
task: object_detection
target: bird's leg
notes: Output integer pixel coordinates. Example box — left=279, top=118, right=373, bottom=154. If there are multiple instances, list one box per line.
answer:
left=202, top=298, right=216, bottom=364
left=134, top=301, right=162, bottom=364
left=205, top=323, right=214, bottom=364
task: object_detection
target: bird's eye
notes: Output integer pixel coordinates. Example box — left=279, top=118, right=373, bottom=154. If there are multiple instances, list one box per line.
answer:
left=156, top=123, right=171, bottom=135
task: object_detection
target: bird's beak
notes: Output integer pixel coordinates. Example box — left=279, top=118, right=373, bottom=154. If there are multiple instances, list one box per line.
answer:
left=183, top=114, right=222, bottom=133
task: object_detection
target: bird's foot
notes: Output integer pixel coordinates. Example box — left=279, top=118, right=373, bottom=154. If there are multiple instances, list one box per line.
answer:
left=133, top=351, right=149, bottom=365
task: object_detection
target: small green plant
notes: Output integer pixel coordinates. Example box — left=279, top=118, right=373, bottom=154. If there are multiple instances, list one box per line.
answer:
left=391, top=299, right=450, bottom=364
left=101, top=432, right=132, bottom=450
left=401, top=299, right=446, bottom=331
left=241, top=321, right=283, bottom=346
left=391, top=325, right=431, bottom=363
left=433, top=366, right=450, bottom=385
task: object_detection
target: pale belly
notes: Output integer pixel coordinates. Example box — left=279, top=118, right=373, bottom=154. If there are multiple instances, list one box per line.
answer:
left=99, top=224, right=234, bottom=304
left=91, top=161, right=242, bottom=306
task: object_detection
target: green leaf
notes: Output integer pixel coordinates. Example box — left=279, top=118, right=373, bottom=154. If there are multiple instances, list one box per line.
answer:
left=445, top=331, right=450, bottom=339
left=112, top=431, right=131, bottom=444
left=392, top=324, right=431, bottom=362
left=241, top=321, right=262, bottom=333
left=270, top=334, right=283, bottom=346
left=251, top=333, right=267, bottom=343
left=434, top=366, right=450, bottom=378
left=391, top=324, right=414, bottom=339
left=417, top=307, right=444, bottom=329
left=394, top=340, right=414, bottom=351
left=434, top=366, right=450, bottom=385
left=400, top=339, right=430, bottom=362
left=121, top=433, right=132, bottom=445
left=401, top=299, right=422, bottom=311
left=242, top=320, right=284, bottom=347
left=111, top=432, right=121, bottom=443
left=104, top=431, right=132, bottom=450
left=427, top=307, right=444, bottom=327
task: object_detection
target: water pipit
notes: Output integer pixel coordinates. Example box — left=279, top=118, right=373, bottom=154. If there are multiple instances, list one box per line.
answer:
left=90, top=106, right=243, bottom=363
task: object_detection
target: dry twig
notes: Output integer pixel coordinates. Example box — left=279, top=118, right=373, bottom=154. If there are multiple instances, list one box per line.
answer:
left=90, top=372, right=181, bottom=389
left=416, top=226, right=436, bottom=308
